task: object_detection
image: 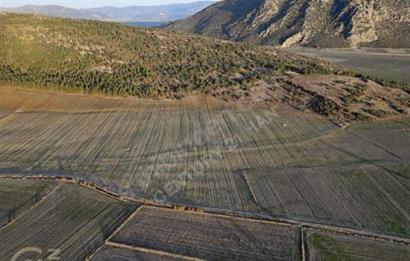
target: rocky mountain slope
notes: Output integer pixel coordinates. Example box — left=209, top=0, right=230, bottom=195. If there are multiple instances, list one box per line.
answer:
left=166, top=0, right=410, bottom=48
left=1, top=13, right=409, bottom=125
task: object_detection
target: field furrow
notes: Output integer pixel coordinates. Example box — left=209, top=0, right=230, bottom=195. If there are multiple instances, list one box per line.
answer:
left=0, top=88, right=409, bottom=239
left=111, top=206, right=301, bottom=261
left=0, top=179, right=57, bottom=228
left=306, top=230, right=410, bottom=261
left=0, top=183, right=137, bottom=261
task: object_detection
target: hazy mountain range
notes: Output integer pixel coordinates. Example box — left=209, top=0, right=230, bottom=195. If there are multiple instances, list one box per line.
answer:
left=1, top=1, right=215, bottom=22
left=167, top=0, right=410, bottom=48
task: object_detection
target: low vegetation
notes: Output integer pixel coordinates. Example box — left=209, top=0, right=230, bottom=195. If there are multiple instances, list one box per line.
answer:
left=0, top=183, right=137, bottom=260
left=1, top=13, right=409, bottom=124
left=306, top=231, right=410, bottom=261
left=0, top=13, right=336, bottom=98
left=0, top=179, right=56, bottom=227
left=290, top=48, right=410, bottom=88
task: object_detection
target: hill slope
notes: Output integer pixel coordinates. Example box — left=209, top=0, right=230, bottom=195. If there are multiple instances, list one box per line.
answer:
left=166, top=0, right=410, bottom=48
left=0, top=13, right=409, bottom=125
left=4, top=2, right=215, bottom=22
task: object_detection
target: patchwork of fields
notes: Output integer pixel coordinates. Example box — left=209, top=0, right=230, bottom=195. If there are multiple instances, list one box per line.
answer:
left=0, top=179, right=409, bottom=260
left=0, top=86, right=409, bottom=259
left=0, top=182, right=136, bottom=260
left=110, top=206, right=301, bottom=261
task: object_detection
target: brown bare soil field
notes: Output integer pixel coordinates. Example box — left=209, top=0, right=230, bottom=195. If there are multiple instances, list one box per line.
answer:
left=306, top=230, right=410, bottom=261
left=0, top=86, right=409, bottom=239
left=110, top=206, right=301, bottom=261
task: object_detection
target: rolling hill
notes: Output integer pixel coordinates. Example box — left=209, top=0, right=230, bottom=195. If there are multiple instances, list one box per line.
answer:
left=2, top=1, right=216, bottom=23
left=0, top=13, right=409, bottom=125
left=166, top=0, right=410, bottom=48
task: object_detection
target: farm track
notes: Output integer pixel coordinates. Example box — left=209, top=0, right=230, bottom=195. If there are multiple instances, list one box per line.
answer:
left=1, top=175, right=409, bottom=248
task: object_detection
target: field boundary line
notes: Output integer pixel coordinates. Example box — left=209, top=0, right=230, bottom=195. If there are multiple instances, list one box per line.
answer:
left=346, top=129, right=404, bottom=160
left=140, top=205, right=295, bottom=227
left=0, top=183, right=62, bottom=232
left=240, top=171, right=260, bottom=207
left=301, top=226, right=306, bottom=261
left=299, top=223, right=410, bottom=246
left=85, top=206, right=144, bottom=261
left=142, top=205, right=410, bottom=246
left=106, top=206, right=144, bottom=242
left=1, top=175, right=410, bottom=246
left=105, top=241, right=206, bottom=261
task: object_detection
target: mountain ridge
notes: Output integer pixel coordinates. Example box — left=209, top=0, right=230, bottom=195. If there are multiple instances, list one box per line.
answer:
left=167, top=0, right=410, bottom=48
left=2, top=1, right=215, bottom=22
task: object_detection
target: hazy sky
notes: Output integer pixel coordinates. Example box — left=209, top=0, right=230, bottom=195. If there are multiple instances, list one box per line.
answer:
left=1, top=0, right=214, bottom=8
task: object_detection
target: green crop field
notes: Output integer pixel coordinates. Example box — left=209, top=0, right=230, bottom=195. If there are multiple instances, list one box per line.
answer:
left=290, top=48, right=410, bottom=84
left=306, top=230, right=410, bottom=261
left=0, top=179, right=56, bottom=227
left=0, top=183, right=137, bottom=260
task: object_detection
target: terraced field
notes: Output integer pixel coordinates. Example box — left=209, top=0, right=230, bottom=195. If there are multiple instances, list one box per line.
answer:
left=0, top=86, right=409, bottom=241
left=0, top=182, right=136, bottom=260
left=306, top=230, right=410, bottom=261
left=110, top=206, right=301, bottom=261
left=0, top=179, right=56, bottom=227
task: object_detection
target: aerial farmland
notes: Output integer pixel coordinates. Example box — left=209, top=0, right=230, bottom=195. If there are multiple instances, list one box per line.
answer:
left=1, top=11, right=410, bottom=261
left=0, top=85, right=409, bottom=260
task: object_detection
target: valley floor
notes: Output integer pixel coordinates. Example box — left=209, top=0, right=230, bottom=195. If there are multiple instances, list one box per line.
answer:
left=0, top=86, right=409, bottom=260
left=288, top=48, right=410, bottom=84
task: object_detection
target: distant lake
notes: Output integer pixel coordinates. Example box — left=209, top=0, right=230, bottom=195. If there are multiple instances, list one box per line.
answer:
left=125, top=22, right=165, bottom=28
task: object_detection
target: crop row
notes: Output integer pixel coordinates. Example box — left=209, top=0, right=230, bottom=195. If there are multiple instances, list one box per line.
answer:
left=306, top=230, right=410, bottom=261
left=0, top=179, right=56, bottom=227
left=0, top=89, right=409, bottom=238
left=110, top=206, right=301, bottom=261
left=0, top=183, right=136, bottom=260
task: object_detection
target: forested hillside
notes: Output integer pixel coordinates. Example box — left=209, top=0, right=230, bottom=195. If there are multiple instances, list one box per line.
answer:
left=0, top=13, right=337, bottom=98
left=1, top=13, right=409, bottom=124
